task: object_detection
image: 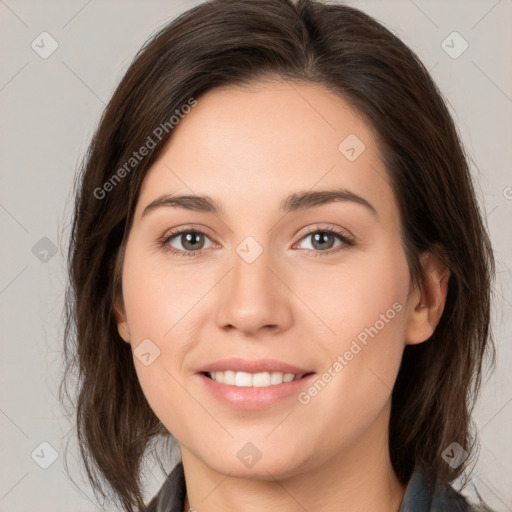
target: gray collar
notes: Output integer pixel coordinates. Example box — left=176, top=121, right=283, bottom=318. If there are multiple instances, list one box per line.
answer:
left=398, top=467, right=471, bottom=511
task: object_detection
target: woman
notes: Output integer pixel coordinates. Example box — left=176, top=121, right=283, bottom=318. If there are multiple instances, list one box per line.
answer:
left=61, top=0, right=496, bottom=510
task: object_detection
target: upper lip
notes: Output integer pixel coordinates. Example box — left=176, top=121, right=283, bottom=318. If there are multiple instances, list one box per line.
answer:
left=196, top=357, right=314, bottom=375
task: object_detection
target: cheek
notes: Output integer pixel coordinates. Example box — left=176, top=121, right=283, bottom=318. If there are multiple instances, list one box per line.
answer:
left=121, top=247, right=196, bottom=436
left=121, top=244, right=198, bottom=344
left=298, top=244, right=409, bottom=346
left=297, top=244, right=410, bottom=398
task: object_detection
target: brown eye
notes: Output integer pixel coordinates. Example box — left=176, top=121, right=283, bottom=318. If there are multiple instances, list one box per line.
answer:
left=161, top=229, right=214, bottom=257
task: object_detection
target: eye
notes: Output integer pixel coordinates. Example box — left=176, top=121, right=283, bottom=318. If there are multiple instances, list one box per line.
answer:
left=293, top=226, right=354, bottom=257
left=160, top=227, right=215, bottom=257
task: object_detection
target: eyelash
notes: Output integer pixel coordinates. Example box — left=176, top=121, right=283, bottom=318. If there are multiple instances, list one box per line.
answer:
left=158, top=225, right=355, bottom=258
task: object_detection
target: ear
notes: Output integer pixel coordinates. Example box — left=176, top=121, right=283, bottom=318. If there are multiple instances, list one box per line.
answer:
left=405, top=247, right=450, bottom=345
left=114, top=293, right=131, bottom=344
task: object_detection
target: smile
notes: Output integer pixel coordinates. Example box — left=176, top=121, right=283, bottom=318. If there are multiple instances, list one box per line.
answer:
left=205, top=370, right=308, bottom=387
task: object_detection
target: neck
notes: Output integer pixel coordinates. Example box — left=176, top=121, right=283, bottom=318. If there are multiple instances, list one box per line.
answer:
left=181, top=403, right=406, bottom=512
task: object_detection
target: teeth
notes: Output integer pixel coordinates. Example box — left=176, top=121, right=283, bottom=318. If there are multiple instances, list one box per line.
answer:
left=208, top=371, right=304, bottom=387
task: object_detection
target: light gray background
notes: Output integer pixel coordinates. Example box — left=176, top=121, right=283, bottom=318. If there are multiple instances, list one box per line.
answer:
left=0, top=0, right=511, bottom=510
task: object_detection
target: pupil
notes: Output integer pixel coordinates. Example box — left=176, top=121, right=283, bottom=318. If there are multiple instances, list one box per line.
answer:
left=184, top=232, right=202, bottom=250
left=313, top=232, right=333, bottom=249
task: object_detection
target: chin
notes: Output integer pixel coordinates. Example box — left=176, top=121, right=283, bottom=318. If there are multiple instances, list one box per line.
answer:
left=198, top=443, right=313, bottom=481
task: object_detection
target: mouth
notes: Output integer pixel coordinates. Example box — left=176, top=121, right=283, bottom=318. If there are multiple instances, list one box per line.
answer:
left=195, top=358, right=316, bottom=409
left=201, top=370, right=315, bottom=387
left=198, top=370, right=317, bottom=410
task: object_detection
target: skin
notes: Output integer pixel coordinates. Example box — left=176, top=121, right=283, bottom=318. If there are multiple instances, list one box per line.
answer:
left=115, top=80, right=449, bottom=512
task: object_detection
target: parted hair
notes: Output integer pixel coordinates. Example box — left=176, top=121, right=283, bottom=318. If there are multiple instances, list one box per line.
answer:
left=61, top=0, right=495, bottom=510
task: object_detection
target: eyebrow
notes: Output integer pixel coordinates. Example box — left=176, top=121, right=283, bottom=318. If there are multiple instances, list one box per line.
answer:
left=141, top=188, right=378, bottom=219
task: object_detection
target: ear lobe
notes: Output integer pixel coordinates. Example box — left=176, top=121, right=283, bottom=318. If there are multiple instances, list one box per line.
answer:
left=114, top=295, right=131, bottom=344
left=405, top=248, right=450, bottom=345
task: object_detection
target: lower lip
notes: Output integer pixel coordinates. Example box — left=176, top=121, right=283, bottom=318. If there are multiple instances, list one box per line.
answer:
left=197, top=373, right=316, bottom=410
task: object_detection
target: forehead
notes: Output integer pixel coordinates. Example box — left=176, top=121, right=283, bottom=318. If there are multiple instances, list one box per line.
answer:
left=134, top=80, right=396, bottom=222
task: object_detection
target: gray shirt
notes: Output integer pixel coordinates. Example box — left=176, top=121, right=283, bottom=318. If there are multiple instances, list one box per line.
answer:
left=142, top=462, right=492, bottom=512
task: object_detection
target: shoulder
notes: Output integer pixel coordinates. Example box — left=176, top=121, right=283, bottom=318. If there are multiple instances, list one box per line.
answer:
left=433, top=486, right=496, bottom=512
left=400, top=467, right=496, bottom=512
left=432, top=483, right=474, bottom=511
left=139, top=461, right=186, bottom=512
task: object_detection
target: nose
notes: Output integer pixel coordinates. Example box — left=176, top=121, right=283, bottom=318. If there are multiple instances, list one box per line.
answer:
left=215, top=248, right=293, bottom=337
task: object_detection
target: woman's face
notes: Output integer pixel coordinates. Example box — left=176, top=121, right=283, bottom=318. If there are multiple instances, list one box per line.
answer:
left=115, top=80, right=427, bottom=479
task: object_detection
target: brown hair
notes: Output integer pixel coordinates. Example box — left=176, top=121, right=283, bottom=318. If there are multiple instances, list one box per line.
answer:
left=60, top=0, right=495, bottom=510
